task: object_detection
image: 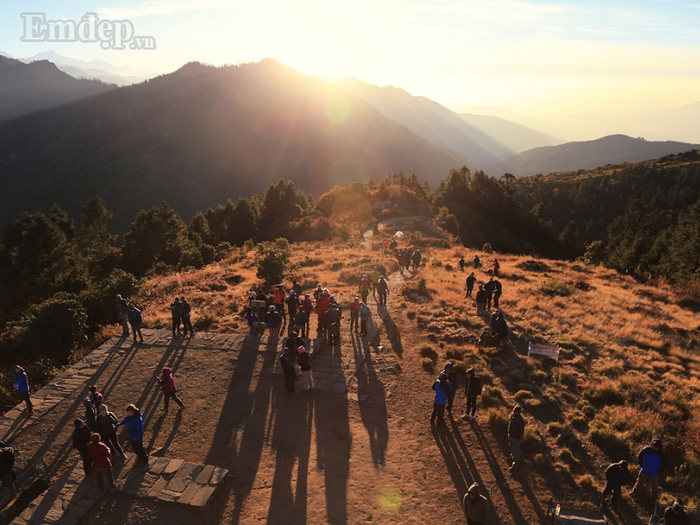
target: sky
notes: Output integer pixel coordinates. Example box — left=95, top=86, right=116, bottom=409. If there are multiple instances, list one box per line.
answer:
left=2, top=0, right=700, bottom=118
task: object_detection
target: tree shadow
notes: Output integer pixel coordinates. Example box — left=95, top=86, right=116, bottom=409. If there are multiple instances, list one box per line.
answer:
left=315, top=391, right=351, bottom=525
left=266, top=384, right=313, bottom=524
left=353, top=333, right=388, bottom=467
left=376, top=304, right=403, bottom=358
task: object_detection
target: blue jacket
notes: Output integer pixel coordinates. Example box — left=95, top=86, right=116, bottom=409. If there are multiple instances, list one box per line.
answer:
left=118, top=412, right=144, bottom=442
left=433, top=377, right=449, bottom=405
left=639, top=446, right=664, bottom=477
left=13, top=370, right=30, bottom=394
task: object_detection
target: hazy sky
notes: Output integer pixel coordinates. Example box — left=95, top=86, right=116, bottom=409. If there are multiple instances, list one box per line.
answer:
left=2, top=0, right=699, bottom=116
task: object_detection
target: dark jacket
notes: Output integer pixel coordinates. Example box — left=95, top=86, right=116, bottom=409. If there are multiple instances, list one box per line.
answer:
left=604, top=461, right=630, bottom=488
left=508, top=412, right=525, bottom=440
left=484, top=279, right=496, bottom=296
left=376, top=279, right=389, bottom=294
left=665, top=506, right=689, bottom=525
left=279, top=352, right=296, bottom=377
left=463, top=483, right=488, bottom=522
left=297, top=350, right=311, bottom=372
left=266, top=311, right=281, bottom=329
left=465, top=374, right=482, bottom=398
left=95, top=412, right=119, bottom=439
left=475, top=290, right=487, bottom=304
left=128, top=307, right=142, bottom=325
left=72, top=424, right=91, bottom=453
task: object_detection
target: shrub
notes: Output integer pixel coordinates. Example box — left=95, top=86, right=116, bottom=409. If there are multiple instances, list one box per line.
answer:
left=590, top=426, right=630, bottom=459
left=532, top=453, right=549, bottom=471
left=481, top=386, right=504, bottom=408
left=487, top=408, right=509, bottom=434
left=445, top=347, right=465, bottom=361
left=255, top=238, right=291, bottom=285
left=420, top=345, right=438, bottom=363
left=482, top=243, right=494, bottom=253
left=576, top=473, right=598, bottom=492
left=4, top=294, right=88, bottom=364
left=193, top=311, right=215, bottom=331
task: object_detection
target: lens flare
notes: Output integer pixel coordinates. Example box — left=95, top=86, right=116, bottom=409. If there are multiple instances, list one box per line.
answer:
left=377, top=488, right=402, bottom=513
left=324, top=92, right=350, bottom=123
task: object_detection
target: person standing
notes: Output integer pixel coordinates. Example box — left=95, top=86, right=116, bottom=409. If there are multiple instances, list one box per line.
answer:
left=168, top=297, right=182, bottom=337
left=630, top=439, right=664, bottom=503
left=86, top=433, right=121, bottom=493
left=272, top=284, right=286, bottom=322
left=155, top=367, right=186, bottom=410
left=294, top=306, right=308, bottom=338
left=466, top=272, right=476, bottom=298
left=490, top=310, right=508, bottom=343
left=95, top=405, right=125, bottom=459
left=13, top=365, right=33, bottom=414
left=297, top=346, right=314, bottom=392
left=493, top=279, right=502, bottom=308
left=601, top=460, right=630, bottom=506
left=72, top=419, right=92, bottom=475
left=286, top=291, right=299, bottom=336
left=376, top=276, right=389, bottom=306
left=114, top=294, right=129, bottom=337
left=461, top=368, right=482, bottom=421
left=411, top=249, right=422, bottom=269
left=484, top=278, right=496, bottom=311
left=117, top=404, right=149, bottom=469
left=443, top=363, right=457, bottom=416
left=180, top=296, right=194, bottom=336
left=369, top=268, right=381, bottom=299
left=475, top=285, right=487, bottom=315
left=507, top=405, right=525, bottom=470
left=349, top=297, right=360, bottom=333
left=359, top=302, right=372, bottom=337
left=430, top=372, right=450, bottom=426
left=279, top=347, right=297, bottom=393
left=359, top=275, right=371, bottom=303
left=245, top=307, right=258, bottom=336
left=493, top=258, right=500, bottom=277
left=128, top=305, right=144, bottom=343
left=266, top=305, right=282, bottom=338
left=459, top=256, right=466, bottom=271
left=463, top=483, right=489, bottom=525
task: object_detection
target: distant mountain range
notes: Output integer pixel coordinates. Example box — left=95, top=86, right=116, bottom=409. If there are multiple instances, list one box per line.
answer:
left=491, top=134, right=700, bottom=177
left=0, top=55, right=115, bottom=122
left=0, top=60, right=466, bottom=231
left=21, top=51, right=155, bottom=86
left=1, top=54, right=699, bottom=231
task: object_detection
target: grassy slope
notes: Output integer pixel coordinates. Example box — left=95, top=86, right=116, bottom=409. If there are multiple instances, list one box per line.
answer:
left=125, top=239, right=699, bottom=520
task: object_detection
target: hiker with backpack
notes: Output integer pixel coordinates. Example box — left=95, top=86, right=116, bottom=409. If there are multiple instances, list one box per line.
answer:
left=115, top=294, right=130, bottom=337
left=95, top=404, right=126, bottom=459
left=155, top=367, right=186, bottom=411
left=376, top=276, right=389, bottom=306
left=475, top=285, right=487, bottom=315
left=630, top=439, right=664, bottom=503
left=359, top=275, right=371, bottom=303
left=349, top=297, right=360, bottom=333
left=461, top=368, right=482, bottom=421
left=359, top=302, right=372, bottom=337
left=466, top=272, right=476, bottom=298
left=297, top=345, right=314, bottom=392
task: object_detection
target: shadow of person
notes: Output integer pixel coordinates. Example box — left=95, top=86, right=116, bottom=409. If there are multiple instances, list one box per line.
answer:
left=204, top=335, right=277, bottom=524
left=376, top=304, right=403, bottom=358
left=315, top=391, right=351, bottom=525
left=354, top=334, right=389, bottom=467
left=266, top=386, right=314, bottom=524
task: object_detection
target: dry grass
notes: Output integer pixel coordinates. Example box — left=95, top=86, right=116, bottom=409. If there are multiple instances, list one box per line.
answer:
left=128, top=238, right=700, bottom=506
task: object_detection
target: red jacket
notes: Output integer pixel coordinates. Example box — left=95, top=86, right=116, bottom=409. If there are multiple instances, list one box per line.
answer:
left=87, top=441, right=112, bottom=470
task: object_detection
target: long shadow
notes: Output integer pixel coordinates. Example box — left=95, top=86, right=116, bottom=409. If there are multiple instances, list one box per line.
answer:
left=353, top=333, right=388, bottom=467
left=470, top=419, right=548, bottom=523
left=266, top=383, right=313, bottom=524
left=205, top=334, right=277, bottom=524
left=431, top=423, right=473, bottom=500
left=376, top=304, right=403, bottom=358
left=315, top=391, right=351, bottom=525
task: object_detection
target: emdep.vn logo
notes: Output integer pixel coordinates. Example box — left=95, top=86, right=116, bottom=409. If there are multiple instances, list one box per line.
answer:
left=20, top=12, right=156, bottom=50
